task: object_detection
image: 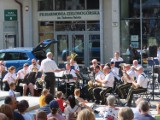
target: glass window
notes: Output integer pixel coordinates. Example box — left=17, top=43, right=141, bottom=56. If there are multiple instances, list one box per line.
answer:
left=87, top=0, right=99, bottom=9
left=38, top=0, right=53, bottom=11
left=120, top=0, right=160, bottom=64
left=4, top=52, right=20, bottom=60
left=19, top=53, right=28, bottom=60
left=55, top=0, right=85, bottom=10
left=87, top=21, right=100, bottom=31
left=0, top=53, right=5, bottom=60
left=55, top=21, right=85, bottom=31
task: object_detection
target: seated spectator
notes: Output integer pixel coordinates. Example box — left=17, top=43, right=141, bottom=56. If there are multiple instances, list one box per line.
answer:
left=8, top=82, right=16, bottom=97
left=36, top=111, right=47, bottom=120
left=118, top=107, right=134, bottom=120
left=39, top=89, right=49, bottom=107
left=99, top=95, right=119, bottom=120
left=47, top=100, right=65, bottom=120
left=4, top=96, right=24, bottom=120
left=0, top=104, right=14, bottom=120
left=0, top=113, right=8, bottom=120
left=77, top=108, right=95, bottom=120
left=38, top=94, right=54, bottom=115
left=64, top=95, right=81, bottom=120
left=55, top=91, right=65, bottom=112
left=138, top=101, right=155, bottom=120
left=74, top=88, right=88, bottom=104
left=17, top=100, right=33, bottom=120
left=155, top=103, right=160, bottom=120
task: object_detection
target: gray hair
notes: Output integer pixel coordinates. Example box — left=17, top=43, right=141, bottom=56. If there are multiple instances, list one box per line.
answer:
left=138, top=101, right=150, bottom=113
left=107, top=95, right=116, bottom=106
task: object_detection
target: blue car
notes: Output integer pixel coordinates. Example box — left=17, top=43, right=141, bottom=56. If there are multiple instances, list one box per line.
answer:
left=0, top=39, right=57, bottom=71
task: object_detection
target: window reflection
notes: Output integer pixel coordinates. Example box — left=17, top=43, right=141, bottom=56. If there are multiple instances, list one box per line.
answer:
left=55, top=21, right=85, bottom=31
left=38, top=0, right=53, bottom=11
left=87, top=21, right=100, bottom=31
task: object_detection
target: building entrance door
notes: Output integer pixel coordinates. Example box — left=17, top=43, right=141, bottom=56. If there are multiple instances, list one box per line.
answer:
left=55, top=32, right=100, bottom=66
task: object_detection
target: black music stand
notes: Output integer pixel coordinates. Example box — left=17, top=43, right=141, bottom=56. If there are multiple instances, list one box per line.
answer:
left=62, top=74, right=73, bottom=97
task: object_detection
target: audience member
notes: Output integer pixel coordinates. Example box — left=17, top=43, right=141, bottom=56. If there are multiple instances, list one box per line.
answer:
left=0, top=104, right=14, bottom=120
left=64, top=95, right=81, bottom=120
left=8, top=82, right=16, bottom=97
left=48, top=117, right=57, bottom=120
left=36, top=111, right=47, bottom=120
left=38, top=93, right=54, bottom=115
left=39, top=88, right=49, bottom=107
left=155, top=103, right=160, bottom=120
left=138, top=101, right=155, bottom=120
left=99, top=95, right=119, bottom=119
left=47, top=100, right=65, bottom=120
left=55, top=91, right=65, bottom=112
left=74, top=88, right=88, bottom=104
left=77, top=108, right=95, bottom=120
left=4, top=96, right=24, bottom=120
left=118, top=107, right=134, bottom=120
left=0, top=113, right=8, bottom=120
left=17, top=100, right=33, bottom=120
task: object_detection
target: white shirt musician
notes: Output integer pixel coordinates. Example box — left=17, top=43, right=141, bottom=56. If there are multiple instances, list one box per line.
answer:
left=111, top=52, right=124, bottom=62
left=3, top=66, right=17, bottom=84
left=70, top=59, right=80, bottom=72
left=63, top=64, right=77, bottom=83
left=102, top=72, right=115, bottom=88
left=17, top=63, right=29, bottom=80
left=28, top=59, right=40, bottom=72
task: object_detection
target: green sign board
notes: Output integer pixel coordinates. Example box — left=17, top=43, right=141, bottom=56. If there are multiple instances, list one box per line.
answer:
left=4, top=10, right=17, bottom=21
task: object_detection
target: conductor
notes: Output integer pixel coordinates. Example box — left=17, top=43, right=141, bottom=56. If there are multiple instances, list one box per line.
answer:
left=39, top=52, right=63, bottom=95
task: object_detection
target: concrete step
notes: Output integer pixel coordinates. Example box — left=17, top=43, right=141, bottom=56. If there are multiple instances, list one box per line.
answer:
left=0, top=91, right=20, bottom=100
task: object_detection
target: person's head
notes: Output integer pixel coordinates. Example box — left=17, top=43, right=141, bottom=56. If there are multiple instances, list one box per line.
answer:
left=95, top=65, right=100, bottom=73
left=36, top=111, right=47, bottom=120
left=8, top=66, right=15, bottom=73
left=23, top=63, right=29, bottom=70
left=9, top=82, right=16, bottom=91
left=138, top=101, right=150, bottom=114
left=0, top=113, right=8, bottom=120
left=156, top=103, right=160, bottom=114
left=77, top=109, right=95, bottom=120
left=0, top=104, right=14, bottom=120
left=4, top=96, right=17, bottom=110
left=118, top=107, right=134, bottom=120
left=49, top=100, right=59, bottom=115
left=17, top=100, right=29, bottom=113
left=68, top=95, right=76, bottom=108
left=91, top=59, right=97, bottom=65
left=106, top=95, right=116, bottom=106
left=133, top=60, right=138, bottom=66
left=124, top=64, right=130, bottom=71
left=114, top=52, right=120, bottom=59
left=32, top=59, right=37, bottom=65
left=46, top=52, right=53, bottom=59
left=136, top=66, right=143, bottom=75
left=74, top=89, right=80, bottom=97
left=70, top=59, right=75, bottom=65
left=65, top=63, right=71, bottom=70
left=103, top=66, right=111, bottom=75
left=56, top=91, right=63, bottom=99
left=110, top=62, right=115, bottom=68
left=41, top=89, right=49, bottom=96
left=45, top=94, right=54, bottom=104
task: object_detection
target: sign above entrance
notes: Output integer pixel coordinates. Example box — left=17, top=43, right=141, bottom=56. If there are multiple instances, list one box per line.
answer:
left=38, top=10, right=99, bottom=21
left=4, top=10, right=17, bottom=21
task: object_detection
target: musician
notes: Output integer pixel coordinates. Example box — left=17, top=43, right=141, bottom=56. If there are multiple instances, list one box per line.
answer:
left=16, top=63, right=31, bottom=96
left=0, top=61, right=7, bottom=90
left=93, top=66, right=114, bottom=104
left=125, top=66, right=148, bottom=107
left=131, top=60, right=142, bottom=79
left=39, top=52, right=63, bottom=96
left=88, top=65, right=105, bottom=100
left=59, top=63, right=77, bottom=96
left=117, top=64, right=135, bottom=99
left=90, top=59, right=99, bottom=77
left=70, top=59, right=80, bottom=73
left=28, top=59, right=40, bottom=72
left=3, top=66, right=17, bottom=91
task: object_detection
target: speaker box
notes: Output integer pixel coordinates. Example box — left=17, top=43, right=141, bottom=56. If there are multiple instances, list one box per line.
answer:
left=149, top=46, right=157, bottom=57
